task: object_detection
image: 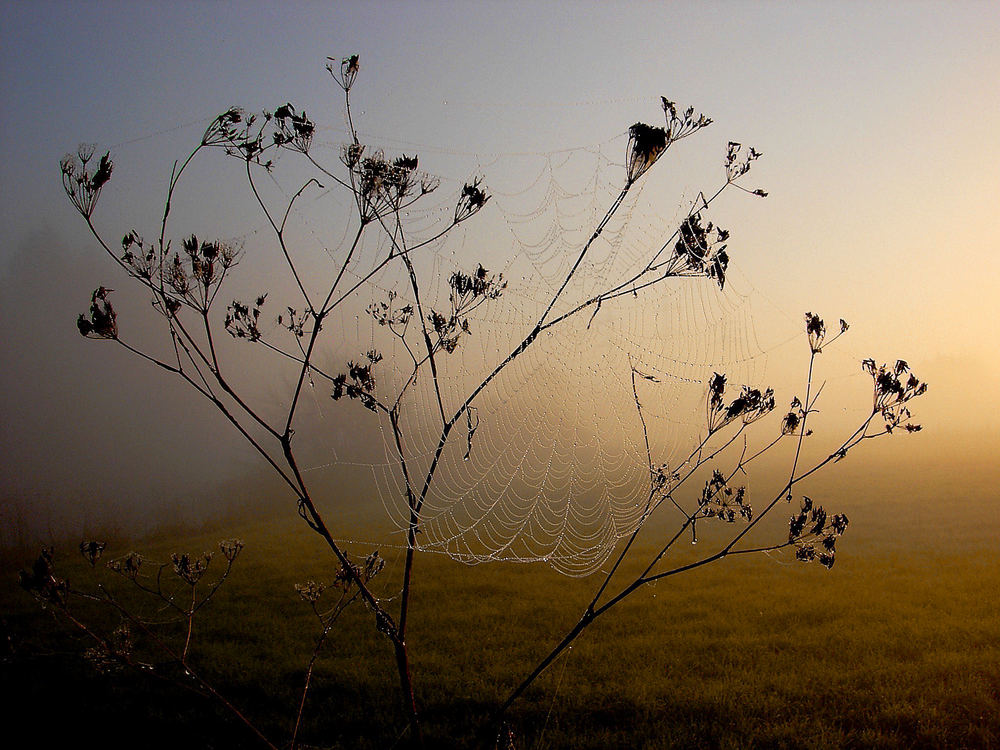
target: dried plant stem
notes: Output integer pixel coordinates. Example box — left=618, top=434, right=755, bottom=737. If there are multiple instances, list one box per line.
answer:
left=290, top=590, right=355, bottom=750
left=59, top=61, right=925, bottom=748
left=181, top=584, right=197, bottom=661
left=62, top=583, right=280, bottom=750
left=498, top=343, right=854, bottom=716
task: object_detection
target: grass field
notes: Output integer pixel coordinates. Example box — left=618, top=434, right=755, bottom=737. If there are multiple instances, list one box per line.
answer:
left=3, top=474, right=998, bottom=749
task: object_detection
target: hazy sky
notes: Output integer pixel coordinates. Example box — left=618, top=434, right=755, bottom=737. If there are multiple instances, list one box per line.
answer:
left=2, top=1, right=998, bottom=537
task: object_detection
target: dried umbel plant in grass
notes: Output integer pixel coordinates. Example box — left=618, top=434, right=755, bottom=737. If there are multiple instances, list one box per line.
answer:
left=18, top=546, right=68, bottom=608
left=19, top=539, right=265, bottom=742
left=50, top=51, right=926, bottom=747
left=290, top=549, right=385, bottom=748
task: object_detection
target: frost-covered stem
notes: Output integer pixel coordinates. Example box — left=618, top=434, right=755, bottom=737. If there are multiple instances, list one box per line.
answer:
left=180, top=585, right=197, bottom=662
left=291, top=622, right=333, bottom=750
left=86, top=587, right=279, bottom=750
left=290, top=591, right=355, bottom=750
left=278, top=436, right=422, bottom=742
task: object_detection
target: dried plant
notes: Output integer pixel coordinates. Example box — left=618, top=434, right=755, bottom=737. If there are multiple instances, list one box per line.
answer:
left=18, top=539, right=266, bottom=744
left=44, top=54, right=927, bottom=747
left=499, top=312, right=925, bottom=715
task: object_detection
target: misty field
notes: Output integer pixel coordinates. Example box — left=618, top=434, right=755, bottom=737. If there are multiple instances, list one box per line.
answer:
left=4, top=482, right=998, bottom=749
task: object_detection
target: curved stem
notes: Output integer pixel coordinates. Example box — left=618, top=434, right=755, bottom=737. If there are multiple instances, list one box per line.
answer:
left=246, top=161, right=313, bottom=311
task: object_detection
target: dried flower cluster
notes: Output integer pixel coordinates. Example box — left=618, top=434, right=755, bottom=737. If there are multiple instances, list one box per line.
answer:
left=201, top=107, right=247, bottom=148
left=107, top=551, right=144, bottom=580
left=788, top=496, right=849, bottom=569
left=724, top=141, right=764, bottom=187
left=706, top=372, right=775, bottom=433
left=332, top=350, right=383, bottom=411
left=171, top=551, right=214, bottom=586
left=269, top=103, right=315, bottom=154
left=278, top=306, right=310, bottom=339
left=346, top=148, right=435, bottom=221
left=863, top=358, right=926, bottom=432
left=698, top=470, right=752, bottom=523
left=368, top=291, right=414, bottom=333
left=167, top=234, right=240, bottom=311
left=22, top=538, right=244, bottom=703
left=225, top=295, right=268, bottom=342
left=83, top=623, right=133, bottom=674
left=79, top=540, right=107, bottom=567
left=77, top=286, right=118, bottom=339
left=203, top=107, right=269, bottom=165
left=332, top=550, right=385, bottom=592
left=219, top=538, right=244, bottom=563
left=454, top=178, right=490, bottom=223
left=119, top=230, right=158, bottom=283
left=661, top=97, right=713, bottom=143
left=449, top=265, right=506, bottom=306
left=804, top=312, right=848, bottom=354
left=652, top=463, right=681, bottom=492
left=426, top=265, right=507, bottom=354
left=626, top=123, right=669, bottom=184
left=670, top=213, right=731, bottom=289
left=203, top=102, right=320, bottom=168
left=18, top=547, right=68, bottom=607
left=625, top=99, right=711, bottom=184
left=61, top=144, right=113, bottom=218
left=327, top=53, right=360, bottom=92
left=295, top=580, right=327, bottom=604
left=780, top=396, right=811, bottom=437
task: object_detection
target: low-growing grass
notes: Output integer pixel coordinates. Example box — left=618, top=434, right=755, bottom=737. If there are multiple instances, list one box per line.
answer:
left=3, top=494, right=998, bottom=749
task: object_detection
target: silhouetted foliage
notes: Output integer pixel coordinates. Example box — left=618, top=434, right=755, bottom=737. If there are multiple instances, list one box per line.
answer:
left=44, top=54, right=928, bottom=748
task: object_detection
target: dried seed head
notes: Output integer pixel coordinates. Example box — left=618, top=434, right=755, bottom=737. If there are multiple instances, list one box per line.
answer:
left=107, top=551, right=144, bottom=579
left=295, top=580, right=326, bottom=604
left=19, top=547, right=69, bottom=607
left=171, top=551, right=213, bottom=586
left=79, top=540, right=106, bottom=566
left=626, top=122, right=668, bottom=183
left=455, top=178, right=490, bottom=223
left=77, top=287, right=118, bottom=339
left=61, top=148, right=113, bottom=218
left=805, top=312, right=826, bottom=353
left=219, top=539, right=244, bottom=563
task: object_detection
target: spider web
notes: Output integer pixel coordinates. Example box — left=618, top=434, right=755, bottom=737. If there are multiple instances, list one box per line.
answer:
left=281, top=133, right=778, bottom=576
